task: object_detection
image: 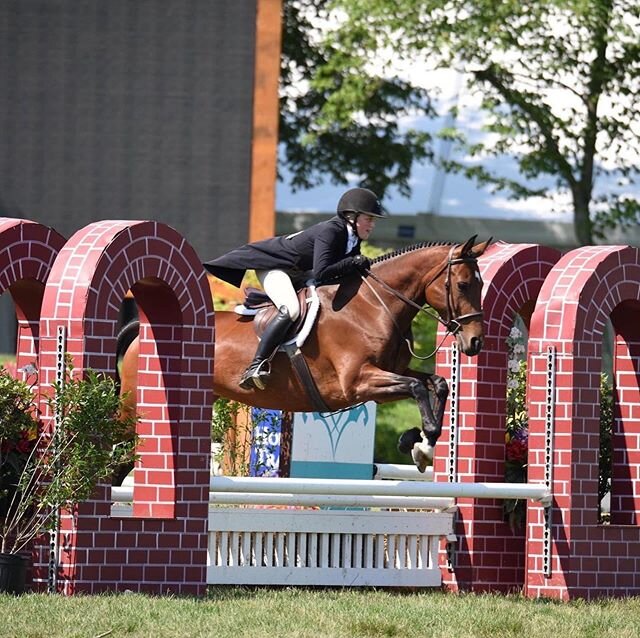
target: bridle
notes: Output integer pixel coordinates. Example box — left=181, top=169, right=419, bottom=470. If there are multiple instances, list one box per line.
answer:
left=360, top=245, right=483, bottom=359
left=424, top=244, right=484, bottom=334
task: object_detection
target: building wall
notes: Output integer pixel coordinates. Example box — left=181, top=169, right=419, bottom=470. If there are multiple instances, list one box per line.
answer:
left=0, top=0, right=257, bottom=260
left=0, top=0, right=283, bottom=354
left=276, top=211, right=640, bottom=252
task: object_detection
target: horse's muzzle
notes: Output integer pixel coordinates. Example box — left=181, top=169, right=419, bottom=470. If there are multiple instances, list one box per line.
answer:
left=458, top=334, right=484, bottom=356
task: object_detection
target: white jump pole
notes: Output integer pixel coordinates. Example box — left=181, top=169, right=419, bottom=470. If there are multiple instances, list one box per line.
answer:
left=209, top=476, right=552, bottom=504
left=110, top=484, right=454, bottom=509
left=373, top=463, right=434, bottom=481
left=208, top=493, right=455, bottom=509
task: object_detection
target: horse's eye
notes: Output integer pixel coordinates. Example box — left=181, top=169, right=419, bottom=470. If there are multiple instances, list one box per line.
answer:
left=457, top=281, right=470, bottom=292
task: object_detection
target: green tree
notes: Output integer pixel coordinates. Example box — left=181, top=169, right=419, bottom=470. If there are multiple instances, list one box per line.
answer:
left=279, top=0, right=435, bottom=197
left=280, top=0, right=640, bottom=245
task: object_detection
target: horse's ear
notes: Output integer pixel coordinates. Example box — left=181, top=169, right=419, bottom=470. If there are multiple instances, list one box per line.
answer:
left=470, top=237, right=493, bottom=258
left=459, top=235, right=478, bottom=256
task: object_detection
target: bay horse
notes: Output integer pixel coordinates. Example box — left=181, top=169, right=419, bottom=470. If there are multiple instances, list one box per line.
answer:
left=117, top=236, right=491, bottom=472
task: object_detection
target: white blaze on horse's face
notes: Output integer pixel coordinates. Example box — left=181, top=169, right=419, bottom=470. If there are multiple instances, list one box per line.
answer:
left=450, top=255, right=485, bottom=357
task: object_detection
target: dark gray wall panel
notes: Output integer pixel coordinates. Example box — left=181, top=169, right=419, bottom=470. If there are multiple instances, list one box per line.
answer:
left=0, top=0, right=256, bottom=261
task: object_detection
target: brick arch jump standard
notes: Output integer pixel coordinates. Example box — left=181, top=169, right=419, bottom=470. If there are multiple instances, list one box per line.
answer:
left=433, top=242, right=561, bottom=593
left=0, top=218, right=66, bottom=376
left=526, top=245, right=640, bottom=600
left=36, top=220, right=215, bottom=595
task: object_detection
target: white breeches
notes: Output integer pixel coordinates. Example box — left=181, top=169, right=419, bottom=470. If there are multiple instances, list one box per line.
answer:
left=256, top=269, right=301, bottom=321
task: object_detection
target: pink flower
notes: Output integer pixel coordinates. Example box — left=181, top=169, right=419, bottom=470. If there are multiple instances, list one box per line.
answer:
left=506, top=438, right=528, bottom=464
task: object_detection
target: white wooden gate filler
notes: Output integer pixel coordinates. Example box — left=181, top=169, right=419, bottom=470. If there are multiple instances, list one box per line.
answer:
left=112, top=465, right=550, bottom=588
left=208, top=507, right=451, bottom=587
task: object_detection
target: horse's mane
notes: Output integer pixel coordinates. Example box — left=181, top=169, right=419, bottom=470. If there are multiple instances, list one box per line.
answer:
left=370, top=241, right=456, bottom=265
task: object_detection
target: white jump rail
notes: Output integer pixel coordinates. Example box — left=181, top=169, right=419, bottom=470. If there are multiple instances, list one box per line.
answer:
left=111, top=466, right=451, bottom=510
left=111, top=472, right=551, bottom=588
left=111, top=474, right=550, bottom=506
left=111, top=486, right=453, bottom=510
left=209, top=476, right=552, bottom=505
left=374, top=463, right=434, bottom=481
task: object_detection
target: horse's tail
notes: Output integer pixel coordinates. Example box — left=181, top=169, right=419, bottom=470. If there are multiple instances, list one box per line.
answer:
left=115, top=319, right=140, bottom=390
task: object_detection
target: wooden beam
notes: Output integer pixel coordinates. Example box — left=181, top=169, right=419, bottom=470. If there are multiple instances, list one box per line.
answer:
left=249, top=0, right=283, bottom=242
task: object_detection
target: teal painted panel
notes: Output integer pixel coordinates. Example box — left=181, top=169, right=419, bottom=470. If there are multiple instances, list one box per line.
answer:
left=289, top=461, right=373, bottom=480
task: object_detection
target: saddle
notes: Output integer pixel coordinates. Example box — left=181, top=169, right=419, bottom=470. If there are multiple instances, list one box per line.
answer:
left=234, top=283, right=328, bottom=411
left=234, top=284, right=320, bottom=349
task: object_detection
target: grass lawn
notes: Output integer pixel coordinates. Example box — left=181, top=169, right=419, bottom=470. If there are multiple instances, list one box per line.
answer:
left=1, top=588, right=640, bottom=638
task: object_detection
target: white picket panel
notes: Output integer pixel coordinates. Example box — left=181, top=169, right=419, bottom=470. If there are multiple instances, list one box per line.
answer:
left=207, top=507, right=453, bottom=587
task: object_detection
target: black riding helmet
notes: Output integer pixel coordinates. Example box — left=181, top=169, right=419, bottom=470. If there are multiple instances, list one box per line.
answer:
left=337, top=187, right=388, bottom=219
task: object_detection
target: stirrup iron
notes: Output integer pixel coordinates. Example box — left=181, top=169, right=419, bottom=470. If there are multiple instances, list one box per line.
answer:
left=239, top=359, right=272, bottom=390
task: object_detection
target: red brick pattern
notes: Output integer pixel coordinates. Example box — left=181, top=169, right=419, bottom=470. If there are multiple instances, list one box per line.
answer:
left=0, top=218, right=65, bottom=588
left=612, top=334, right=640, bottom=526
left=34, top=220, right=214, bottom=595
left=526, top=245, right=640, bottom=600
left=434, top=242, right=561, bottom=593
left=0, top=218, right=65, bottom=379
left=7, top=222, right=640, bottom=599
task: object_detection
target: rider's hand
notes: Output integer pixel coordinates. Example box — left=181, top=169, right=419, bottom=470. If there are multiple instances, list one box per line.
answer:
left=352, top=254, right=371, bottom=273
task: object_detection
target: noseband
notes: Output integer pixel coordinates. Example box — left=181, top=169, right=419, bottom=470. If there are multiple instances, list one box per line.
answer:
left=361, top=245, right=483, bottom=356
left=433, top=245, right=484, bottom=335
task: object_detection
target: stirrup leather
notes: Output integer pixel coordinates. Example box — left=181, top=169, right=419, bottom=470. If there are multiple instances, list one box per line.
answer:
left=238, top=359, right=272, bottom=390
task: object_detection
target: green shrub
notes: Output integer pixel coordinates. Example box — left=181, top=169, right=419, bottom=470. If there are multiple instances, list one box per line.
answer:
left=0, top=362, right=139, bottom=554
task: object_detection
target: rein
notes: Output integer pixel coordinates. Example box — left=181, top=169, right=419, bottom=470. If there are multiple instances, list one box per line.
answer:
left=360, top=246, right=483, bottom=360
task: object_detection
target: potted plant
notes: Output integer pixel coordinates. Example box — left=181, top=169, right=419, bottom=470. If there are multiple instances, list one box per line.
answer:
left=0, top=361, right=138, bottom=594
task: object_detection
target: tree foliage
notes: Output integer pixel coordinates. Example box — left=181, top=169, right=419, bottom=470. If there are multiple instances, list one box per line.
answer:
left=279, top=0, right=435, bottom=198
left=280, top=0, right=640, bottom=245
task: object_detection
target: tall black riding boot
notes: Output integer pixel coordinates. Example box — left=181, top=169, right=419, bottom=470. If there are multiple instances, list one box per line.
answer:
left=239, top=306, right=294, bottom=390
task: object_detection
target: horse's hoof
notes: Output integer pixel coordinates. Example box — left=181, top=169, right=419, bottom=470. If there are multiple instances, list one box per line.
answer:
left=397, top=427, right=422, bottom=454
left=411, top=441, right=434, bottom=473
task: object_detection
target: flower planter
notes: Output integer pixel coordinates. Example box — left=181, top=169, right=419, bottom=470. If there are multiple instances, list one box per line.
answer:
left=0, top=552, right=27, bottom=595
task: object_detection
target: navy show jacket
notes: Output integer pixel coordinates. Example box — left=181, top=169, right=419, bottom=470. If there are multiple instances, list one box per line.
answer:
left=203, top=216, right=362, bottom=288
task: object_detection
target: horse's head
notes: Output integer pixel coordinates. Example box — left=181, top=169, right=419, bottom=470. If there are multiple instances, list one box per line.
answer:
left=426, top=235, right=492, bottom=356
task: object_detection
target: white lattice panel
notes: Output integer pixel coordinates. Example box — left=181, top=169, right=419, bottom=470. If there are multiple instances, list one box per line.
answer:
left=207, top=508, right=454, bottom=587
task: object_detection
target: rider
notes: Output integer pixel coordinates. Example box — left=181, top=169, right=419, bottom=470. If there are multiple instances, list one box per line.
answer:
left=204, top=187, right=388, bottom=390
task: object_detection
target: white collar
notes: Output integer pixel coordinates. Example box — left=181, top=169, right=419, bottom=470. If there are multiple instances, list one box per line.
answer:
left=346, top=223, right=358, bottom=253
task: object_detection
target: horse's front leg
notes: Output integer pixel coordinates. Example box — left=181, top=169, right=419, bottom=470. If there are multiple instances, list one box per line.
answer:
left=351, top=366, right=449, bottom=472
left=395, top=370, right=449, bottom=472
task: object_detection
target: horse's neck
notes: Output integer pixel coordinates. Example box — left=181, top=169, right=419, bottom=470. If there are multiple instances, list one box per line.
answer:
left=372, top=246, right=447, bottom=307
left=351, top=247, right=442, bottom=331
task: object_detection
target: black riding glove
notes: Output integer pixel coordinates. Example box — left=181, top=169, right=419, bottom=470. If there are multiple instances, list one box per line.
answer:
left=317, top=254, right=370, bottom=283
left=352, top=254, right=371, bottom=273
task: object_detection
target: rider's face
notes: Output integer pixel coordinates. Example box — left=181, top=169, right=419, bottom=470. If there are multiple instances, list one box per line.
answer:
left=355, top=214, right=377, bottom=240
